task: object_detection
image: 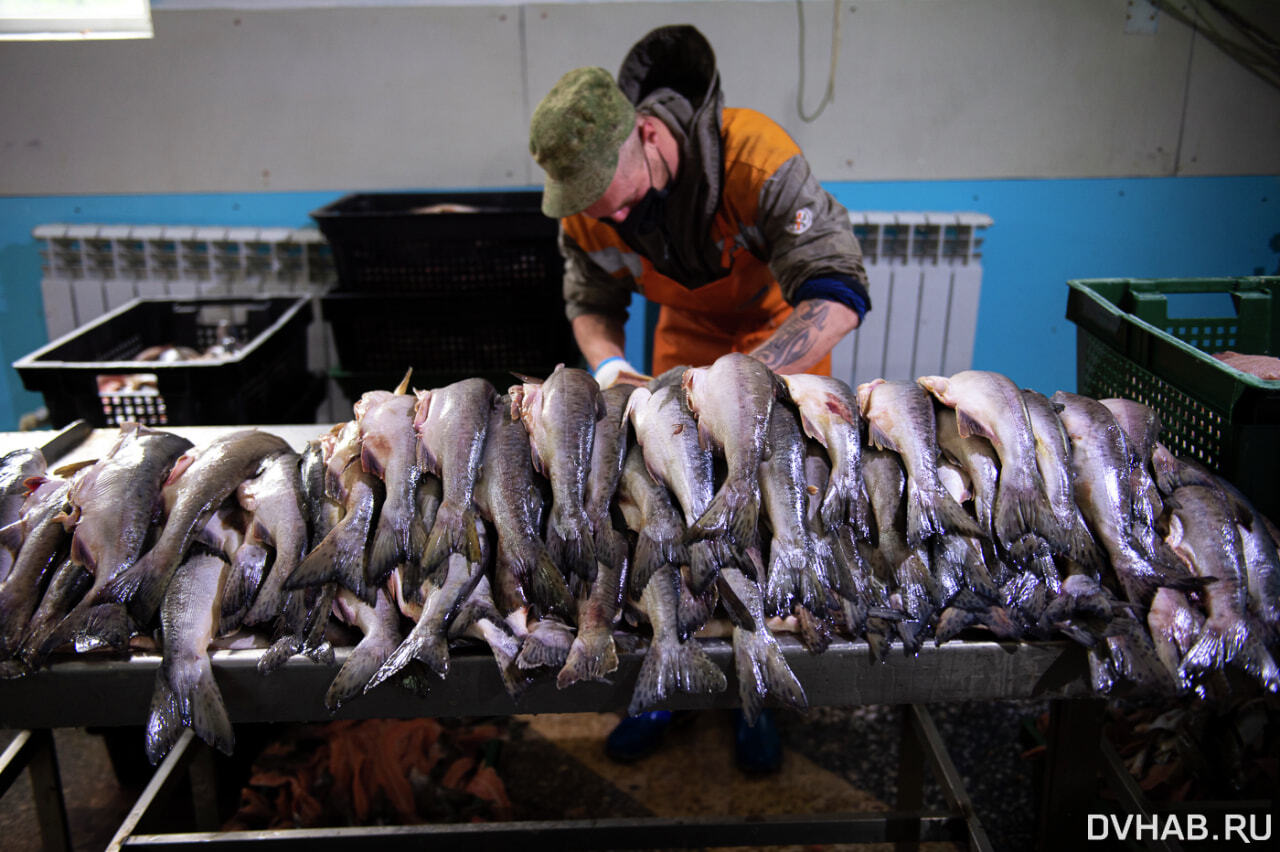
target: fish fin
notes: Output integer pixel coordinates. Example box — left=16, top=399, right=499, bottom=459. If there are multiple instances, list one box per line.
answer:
left=524, top=545, right=573, bottom=621
left=934, top=607, right=978, bottom=645
left=820, top=475, right=872, bottom=541
left=795, top=605, right=833, bottom=654
left=906, top=480, right=985, bottom=548
left=365, top=516, right=407, bottom=588
left=285, top=519, right=372, bottom=605
left=468, top=617, right=529, bottom=699
left=896, top=619, right=928, bottom=656
left=627, top=634, right=726, bottom=716
left=368, top=618, right=450, bottom=689
left=992, top=477, right=1061, bottom=552
left=324, top=626, right=403, bottom=713
left=0, top=521, right=24, bottom=553
left=547, top=506, right=596, bottom=581
left=556, top=629, right=619, bottom=689
left=516, top=619, right=574, bottom=670
left=684, top=539, right=719, bottom=596
left=68, top=603, right=135, bottom=653
left=419, top=500, right=476, bottom=579
left=731, top=625, right=807, bottom=726
left=230, top=544, right=272, bottom=626
left=257, top=633, right=303, bottom=676
left=795, top=409, right=828, bottom=447
left=360, top=444, right=387, bottom=480
left=96, top=552, right=167, bottom=628
left=393, top=367, right=413, bottom=396
left=866, top=421, right=900, bottom=454
left=953, top=407, right=994, bottom=442
left=686, top=478, right=758, bottom=545
left=1231, top=628, right=1280, bottom=693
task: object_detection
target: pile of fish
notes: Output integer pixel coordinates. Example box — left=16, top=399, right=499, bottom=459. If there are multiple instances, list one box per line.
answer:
left=1, top=356, right=1278, bottom=765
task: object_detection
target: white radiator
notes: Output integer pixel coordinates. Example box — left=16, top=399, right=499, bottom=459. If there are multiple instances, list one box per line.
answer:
left=835, top=212, right=992, bottom=388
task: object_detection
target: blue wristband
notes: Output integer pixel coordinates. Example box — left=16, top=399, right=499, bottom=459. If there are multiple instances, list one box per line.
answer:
left=793, top=276, right=871, bottom=319
left=593, top=356, right=626, bottom=375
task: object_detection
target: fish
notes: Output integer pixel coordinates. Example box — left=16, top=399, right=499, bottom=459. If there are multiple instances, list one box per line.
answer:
left=757, top=401, right=829, bottom=625
left=1239, top=513, right=1280, bottom=639
left=1051, top=392, right=1202, bottom=606
left=145, top=549, right=234, bottom=763
left=615, top=444, right=688, bottom=599
left=1099, top=397, right=1165, bottom=536
left=918, top=371, right=1058, bottom=554
left=474, top=394, right=570, bottom=618
left=323, top=587, right=403, bottom=712
left=1151, top=444, right=1280, bottom=544
left=448, top=574, right=528, bottom=699
left=29, top=425, right=193, bottom=658
left=682, top=353, right=777, bottom=546
left=240, top=452, right=309, bottom=626
left=859, top=378, right=984, bottom=548
left=95, top=429, right=293, bottom=627
left=584, top=384, right=635, bottom=561
left=781, top=373, right=871, bottom=539
left=628, top=564, right=727, bottom=716
left=514, top=615, right=576, bottom=671
left=624, top=381, right=728, bottom=592
left=285, top=439, right=385, bottom=604
left=716, top=562, right=807, bottom=725
left=299, top=437, right=340, bottom=546
left=0, top=448, right=47, bottom=583
left=355, top=372, right=422, bottom=588
left=0, top=475, right=74, bottom=660
left=1147, top=588, right=1202, bottom=693
left=558, top=527, right=629, bottom=689
left=1022, top=389, right=1103, bottom=570
left=414, top=377, right=495, bottom=588
left=1165, top=485, right=1279, bottom=691
left=934, top=407, right=1000, bottom=540
left=511, top=364, right=605, bottom=581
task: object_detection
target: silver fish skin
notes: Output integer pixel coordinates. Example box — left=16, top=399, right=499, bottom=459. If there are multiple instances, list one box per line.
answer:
left=414, top=377, right=495, bottom=587
left=1147, top=587, right=1202, bottom=692
left=475, top=394, right=570, bottom=618
left=557, top=526, right=629, bottom=689
left=782, top=373, right=870, bottom=539
left=145, top=550, right=234, bottom=764
left=859, top=378, right=983, bottom=548
left=1150, top=443, right=1280, bottom=545
left=860, top=448, right=911, bottom=575
left=0, top=448, right=46, bottom=583
left=95, top=429, right=292, bottom=627
left=629, top=564, right=727, bottom=715
left=29, top=425, right=192, bottom=657
left=717, top=564, right=807, bottom=725
left=239, top=452, right=308, bottom=626
left=1166, top=485, right=1279, bottom=691
left=4, top=558, right=90, bottom=676
left=1021, top=389, right=1103, bottom=570
left=355, top=387, right=421, bottom=587
left=1239, top=517, right=1280, bottom=637
left=286, top=455, right=383, bottom=604
left=511, top=364, right=604, bottom=581
left=1099, top=398, right=1166, bottom=555
left=758, top=401, right=828, bottom=622
left=682, top=353, right=776, bottom=545
left=1052, top=392, right=1201, bottom=606
left=323, top=586, right=402, bottom=712
left=584, top=384, right=635, bottom=540
left=0, top=476, right=74, bottom=659
left=299, top=438, right=337, bottom=547
left=616, top=444, right=689, bottom=599
left=918, top=371, right=1057, bottom=552
left=934, top=407, right=1001, bottom=539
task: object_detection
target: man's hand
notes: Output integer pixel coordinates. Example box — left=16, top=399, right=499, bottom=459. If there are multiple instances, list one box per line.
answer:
left=750, top=299, right=860, bottom=374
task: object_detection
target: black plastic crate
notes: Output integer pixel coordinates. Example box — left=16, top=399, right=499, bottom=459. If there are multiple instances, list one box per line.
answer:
left=13, top=296, right=314, bottom=428
left=310, top=191, right=561, bottom=295
left=322, top=292, right=580, bottom=391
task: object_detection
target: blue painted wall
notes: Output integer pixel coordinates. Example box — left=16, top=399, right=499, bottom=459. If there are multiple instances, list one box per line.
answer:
left=2, top=176, right=1277, bottom=430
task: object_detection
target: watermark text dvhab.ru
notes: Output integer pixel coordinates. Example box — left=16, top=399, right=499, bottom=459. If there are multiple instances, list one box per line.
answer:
left=1088, top=813, right=1271, bottom=844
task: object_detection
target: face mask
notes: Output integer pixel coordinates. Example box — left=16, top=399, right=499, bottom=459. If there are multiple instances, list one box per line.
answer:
left=610, top=131, right=673, bottom=240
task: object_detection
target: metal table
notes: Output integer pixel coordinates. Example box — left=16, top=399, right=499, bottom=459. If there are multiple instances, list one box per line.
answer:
left=0, top=423, right=1105, bottom=851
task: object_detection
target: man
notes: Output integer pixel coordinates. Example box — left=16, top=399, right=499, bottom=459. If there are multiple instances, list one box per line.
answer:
left=529, top=24, right=870, bottom=387
left=527, top=25, right=871, bottom=771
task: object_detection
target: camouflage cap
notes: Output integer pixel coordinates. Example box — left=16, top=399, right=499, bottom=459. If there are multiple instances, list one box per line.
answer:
left=529, top=67, right=636, bottom=218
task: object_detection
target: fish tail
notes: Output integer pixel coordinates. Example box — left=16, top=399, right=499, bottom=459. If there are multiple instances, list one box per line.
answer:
left=896, top=618, right=929, bottom=657
left=795, top=604, right=833, bottom=654
left=907, top=481, right=985, bottom=547
left=993, top=478, right=1060, bottom=552
left=821, top=476, right=872, bottom=541
left=829, top=530, right=870, bottom=603
left=97, top=552, right=167, bottom=628
left=324, top=629, right=403, bottom=713
left=1114, top=549, right=1207, bottom=607
left=516, top=618, right=574, bottom=670
left=257, top=633, right=303, bottom=676
left=556, top=627, right=619, bottom=689
left=237, top=548, right=281, bottom=628
left=627, top=634, right=726, bottom=716
left=146, top=657, right=233, bottom=765
left=687, top=478, right=758, bottom=545
left=1233, top=628, right=1280, bottom=693
left=285, top=522, right=372, bottom=605
left=731, top=625, right=808, bottom=726
left=548, top=506, right=596, bottom=581
left=1065, top=512, right=1105, bottom=572
left=934, top=607, right=978, bottom=645
left=368, top=620, right=449, bottom=690
left=366, top=518, right=407, bottom=588
left=631, top=533, right=688, bottom=599
left=685, top=539, right=719, bottom=596
left=470, top=618, right=528, bottom=700
left=1107, top=619, right=1176, bottom=695
left=69, top=602, right=135, bottom=653
left=764, top=546, right=803, bottom=618
left=525, top=545, right=573, bottom=620
left=865, top=617, right=894, bottom=664
left=893, top=554, right=940, bottom=620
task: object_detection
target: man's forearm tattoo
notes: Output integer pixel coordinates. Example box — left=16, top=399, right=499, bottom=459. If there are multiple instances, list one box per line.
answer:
left=752, top=300, right=831, bottom=371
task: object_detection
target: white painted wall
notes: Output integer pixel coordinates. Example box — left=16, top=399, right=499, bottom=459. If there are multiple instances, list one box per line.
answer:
left=1, top=1, right=1277, bottom=196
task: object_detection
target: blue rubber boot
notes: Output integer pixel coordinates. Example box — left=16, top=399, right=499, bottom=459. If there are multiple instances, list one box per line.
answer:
left=734, top=708, right=782, bottom=774
left=605, top=711, right=674, bottom=763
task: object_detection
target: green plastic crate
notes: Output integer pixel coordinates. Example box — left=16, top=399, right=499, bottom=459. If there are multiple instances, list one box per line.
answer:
left=1066, top=276, right=1280, bottom=522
